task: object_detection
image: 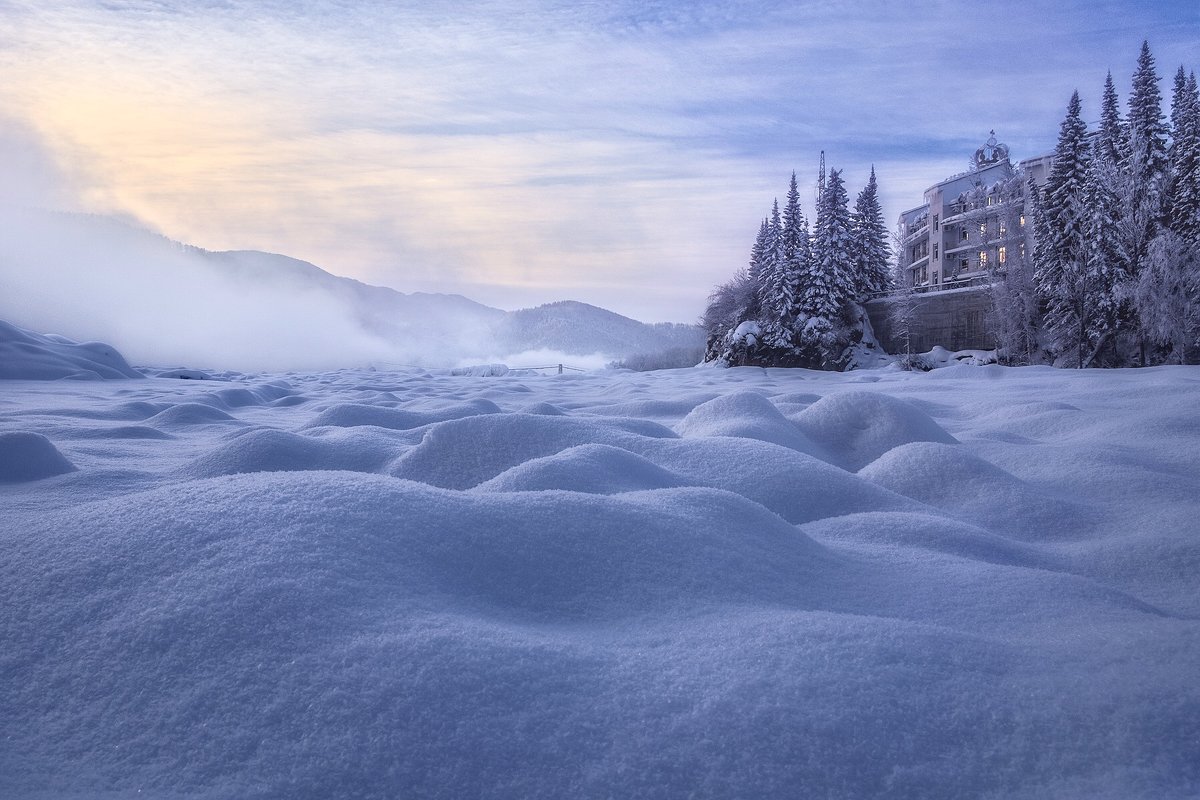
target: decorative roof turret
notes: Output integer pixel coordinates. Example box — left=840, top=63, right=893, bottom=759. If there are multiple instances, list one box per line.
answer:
left=972, top=131, right=1010, bottom=170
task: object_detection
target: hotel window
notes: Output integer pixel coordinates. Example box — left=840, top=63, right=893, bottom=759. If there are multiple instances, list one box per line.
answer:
left=1020, top=214, right=1026, bottom=227
left=979, top=222, right=987, bottom=236
left=979, top=251, right=988, bottom=268
left=933, top=243, right=939, bottom=260
left=960, top=228, right=969, bottom=241
left=999, top=220, right=1007, bottom=235
left=998, top=246, right=1007, bottom=264
left=933, top=214, right=939, bottom=230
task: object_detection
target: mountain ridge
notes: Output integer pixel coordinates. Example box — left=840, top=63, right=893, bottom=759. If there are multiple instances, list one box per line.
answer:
left=0, top=207, right=702, bottom=369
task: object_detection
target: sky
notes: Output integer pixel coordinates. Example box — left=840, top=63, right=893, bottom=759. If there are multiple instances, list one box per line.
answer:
left=1, top=0, right=1198, bottom=324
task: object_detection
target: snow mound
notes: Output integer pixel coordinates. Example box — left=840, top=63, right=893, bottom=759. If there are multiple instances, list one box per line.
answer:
left=805, top=511, right=1064, bottom=572
left=518, top=401, right=568, bottom=415
left=858, top=442, right=1080, bottom=538
left=305, top=399, right=501, bottom=430
left=0, top=431, right=77, bottom=482
left=150, top=368, right=217, bottom=380
left=147, top=403, right=239, bottom=426
left=0, top=319, right=142, bottom=380
left=476, top=443, right=686, bottom=494
left=204, top=383, right=296, bottom=408
left=56, top=424, right=175, bottom=441
left=675, top=391, right=830, bottom=458
left=3, top=362, right=1199, bottom=798
left=634, top=436, right=923, bottom=525
left=795, top=391, right=957, bottom=470
left=184, top=428, right=400, bottom=478
left=801, top=511, right=1165, bottom=620
left=390, top=413, right=678, bottom=489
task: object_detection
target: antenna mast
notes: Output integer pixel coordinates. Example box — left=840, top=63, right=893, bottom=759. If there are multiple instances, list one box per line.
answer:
left=817, top=150, right=826, bottom=206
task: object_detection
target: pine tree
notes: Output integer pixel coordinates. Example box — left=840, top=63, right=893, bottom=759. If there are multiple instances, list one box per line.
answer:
left=1036, top=91, right=1098, bottom=366
left=1135, top=230, right=1200, bottom=363
left=850, top=166, right=891, bottom=299
left=1082, top=152, right=1125, bottom=362
left=1126, top=41, right=1170, bottom=269
left=804, top=168, right=856, bottom=366
left=1097, top=70, right=1129, bottom=166
left=1167, top=69, right=1200, bottom=244
left=759, top=172, right=810, bottom=356
left=745, top=217, right=771, bottom=318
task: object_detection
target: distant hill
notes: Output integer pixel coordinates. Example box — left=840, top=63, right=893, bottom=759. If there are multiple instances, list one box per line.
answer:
left=495, top=300, right=703, bottom=359
left=0, top=207, right=701, bottom=369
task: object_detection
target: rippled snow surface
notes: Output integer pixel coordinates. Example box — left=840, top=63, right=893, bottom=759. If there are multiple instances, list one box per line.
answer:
left=2, top=363, right=1199, bottom=799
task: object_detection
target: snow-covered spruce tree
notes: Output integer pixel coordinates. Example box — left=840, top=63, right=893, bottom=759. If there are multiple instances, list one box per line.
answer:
left=850, top=166, right=892, bottom=299
left=988, top=178, right=1043, bottom=365
left=759, top=172, right=809, bottom=362
left=745, top=217, right=772, bottom=320
left=1036, top=90, right=1101, bottom=367
left=1126, top=41, right=1171, bottom=270
left=1167, top=69, right=1200, bottom=245
left=1097, top=70, right=1129, bottom=167
left=1081, top=150, right=1126, bottom=364
left=804, top=168, right=857, bottom=367
left=1123, top=42, right=1172, bottom=363
left=1134, top=230, right=1200, bottom=364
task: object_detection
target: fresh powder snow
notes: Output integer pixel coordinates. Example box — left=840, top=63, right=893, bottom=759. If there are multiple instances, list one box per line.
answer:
left=1, top=324, right=1198, bottom=798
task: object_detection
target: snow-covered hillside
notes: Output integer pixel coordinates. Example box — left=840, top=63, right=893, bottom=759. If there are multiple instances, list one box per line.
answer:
left=0, top=208, right=701, bottom=370
left=495, top=300, right=702, bottom=359
left=2, top=336, right=1198, bottom=797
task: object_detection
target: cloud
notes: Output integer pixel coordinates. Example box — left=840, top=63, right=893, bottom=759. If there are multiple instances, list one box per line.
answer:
left=0, top=0, right=1197, bottom=325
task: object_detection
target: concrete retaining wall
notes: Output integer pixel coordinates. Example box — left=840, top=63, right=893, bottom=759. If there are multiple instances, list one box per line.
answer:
left=864, top=286, right=994, bottom=354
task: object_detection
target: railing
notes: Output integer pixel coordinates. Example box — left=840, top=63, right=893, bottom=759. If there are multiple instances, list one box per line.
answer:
left=865, top=274, right=993, bottom=301
left=510, top=364, right=588, bottom=374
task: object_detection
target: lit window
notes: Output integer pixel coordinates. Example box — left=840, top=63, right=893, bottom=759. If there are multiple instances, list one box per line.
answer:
left=998, top=246, right=1007, bottom=264
left=980, top=222, right=987, bottom=235
left=979, top=251, right=988, bottom=268
left=999, top=221, right=1007, bottom=236
left=1020, top=214, right=1026, bottom=227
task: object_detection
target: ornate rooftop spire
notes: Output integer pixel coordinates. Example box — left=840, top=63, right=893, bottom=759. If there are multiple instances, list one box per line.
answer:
left=973, top=131, right=1010, bottom=170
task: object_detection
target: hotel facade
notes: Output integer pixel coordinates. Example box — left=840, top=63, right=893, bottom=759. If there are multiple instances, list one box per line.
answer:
left=896, top=133, right=1053, bottom=291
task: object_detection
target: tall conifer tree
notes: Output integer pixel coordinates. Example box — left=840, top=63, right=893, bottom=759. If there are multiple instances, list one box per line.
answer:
left=850, top=166, right=891, bottom=299
left=1167, top=70, right=1200, bottom=244
left=1037, top=91, right=1099, bottom=366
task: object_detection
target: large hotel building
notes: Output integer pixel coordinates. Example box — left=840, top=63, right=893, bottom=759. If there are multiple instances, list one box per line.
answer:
left=896, top=133, right=1053, bottom=291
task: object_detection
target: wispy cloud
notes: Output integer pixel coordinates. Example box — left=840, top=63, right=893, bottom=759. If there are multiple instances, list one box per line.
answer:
left=1, top=0, right=1197, bottom=322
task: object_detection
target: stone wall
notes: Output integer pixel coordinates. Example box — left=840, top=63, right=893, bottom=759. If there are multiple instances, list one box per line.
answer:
left=864, top=286, right=994, bottom=354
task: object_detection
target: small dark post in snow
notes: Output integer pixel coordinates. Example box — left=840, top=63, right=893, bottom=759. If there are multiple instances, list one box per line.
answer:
left=558, top=364, right=563, bottom=374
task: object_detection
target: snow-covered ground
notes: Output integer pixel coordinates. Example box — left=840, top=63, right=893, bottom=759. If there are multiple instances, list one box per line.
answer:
left=2, top=335, right=1199, bottom=797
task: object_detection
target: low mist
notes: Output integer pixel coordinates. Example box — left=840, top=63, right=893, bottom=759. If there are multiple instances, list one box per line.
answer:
left=0, top=207, right=431, bottom=371
left=0, top=119, right=457, bottom=371
left=0, top=120, right=687, bottom=374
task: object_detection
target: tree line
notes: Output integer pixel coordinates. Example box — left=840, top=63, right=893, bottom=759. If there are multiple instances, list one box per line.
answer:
left=702, top=159, right=890, bottom=369
left=1001, top=41, right=1200, bottom=367
left=704, top=40, right=1199, bottom=370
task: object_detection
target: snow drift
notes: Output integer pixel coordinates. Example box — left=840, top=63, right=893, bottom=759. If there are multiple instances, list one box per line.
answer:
left=1, top=359, right=1198, bottom=798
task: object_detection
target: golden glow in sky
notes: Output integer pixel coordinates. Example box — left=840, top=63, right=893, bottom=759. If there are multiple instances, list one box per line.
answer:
left=1, top=1, right=1197, bottom=321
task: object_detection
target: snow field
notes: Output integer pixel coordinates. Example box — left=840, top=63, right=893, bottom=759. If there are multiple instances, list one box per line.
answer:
left=1, top=355, right=1199, bottom=798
